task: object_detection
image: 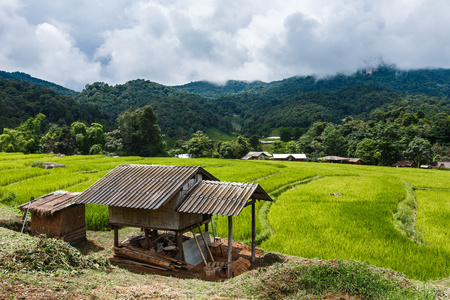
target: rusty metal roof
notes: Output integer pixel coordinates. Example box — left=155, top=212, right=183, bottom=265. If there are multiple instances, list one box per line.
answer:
left=176, top=181, right=273, bottom=216
left=74, top=164, right=219, bottom=210
left=18, top=191, right=81, bottom=216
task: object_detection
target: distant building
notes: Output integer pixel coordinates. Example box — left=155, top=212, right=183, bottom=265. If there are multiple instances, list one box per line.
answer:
left=430, top=161, right=450, bottom=169
left=241, top=151, right=272, bottom=160
left=272, top=154, right=307, bottom=162
left=175, top=154, right=193, bottom=159
left=392, top=161, right=414, bottom=168
left=319, top=156, right=361, bottom=165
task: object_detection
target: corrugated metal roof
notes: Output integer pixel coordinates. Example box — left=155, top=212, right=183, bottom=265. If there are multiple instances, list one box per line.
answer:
left=18, top=191, right=81, bottom=216
left=74, top=164, right=219, bottom=210
left=272, top=153, right=307, bottom=160
left=176, top=181, right=273, bottom=216
left=241, top=152, right=272, bottom=160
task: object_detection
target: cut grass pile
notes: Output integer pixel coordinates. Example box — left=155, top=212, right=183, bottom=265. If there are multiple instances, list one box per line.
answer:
left=0, top=227, right=110, bottom=274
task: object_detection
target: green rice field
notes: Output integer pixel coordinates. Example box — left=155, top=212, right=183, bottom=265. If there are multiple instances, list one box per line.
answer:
left=1, top=152, right=449, bottom=281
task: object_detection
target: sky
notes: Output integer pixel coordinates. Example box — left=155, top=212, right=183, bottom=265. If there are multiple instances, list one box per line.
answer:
left=1, top=0, right=450, bottom=91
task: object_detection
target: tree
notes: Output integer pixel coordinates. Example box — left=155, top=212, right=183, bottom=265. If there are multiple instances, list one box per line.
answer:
left=218, top=142, right=234, bottom=159
left=118, top=105, right=166, bottom=157
left=249, top=135, right=261, bottom=151
left=405, top=137, right=432, bottom=167
left=355, top=138, right=381, bottom=165
left=230, top=136, right=251, bottom=158
left=279, top=127, right=291, bottom=142
left=183, top=131, right=213, bottom=158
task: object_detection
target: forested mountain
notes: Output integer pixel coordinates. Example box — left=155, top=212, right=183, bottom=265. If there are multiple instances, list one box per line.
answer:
left=1, top=66, right=450, bottom=142
left=174, top=66, right=450, bottom=99
left=75, top=80, right=232, bottom=139
left=0, top=71, right=77, bottom=96
left=0, top=78, right=107, bottom=130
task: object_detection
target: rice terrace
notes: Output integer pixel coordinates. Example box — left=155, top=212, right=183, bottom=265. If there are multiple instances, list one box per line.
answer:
left=1, top=152, right=450, bottom=299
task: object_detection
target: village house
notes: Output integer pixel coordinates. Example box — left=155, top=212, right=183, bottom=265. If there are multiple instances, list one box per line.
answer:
left=272, top=153, right=307, bottom=162
left=74, top=164, right=273, bottom=278
left=319, top=156, right=362, bottom=165
left=241, top=151, right=272, bottom=160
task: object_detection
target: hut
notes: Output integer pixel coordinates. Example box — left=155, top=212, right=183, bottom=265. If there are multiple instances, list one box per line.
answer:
left=74, top=164, right=273, bottom=277
left=241, top=151, right=272, bottom=160
left=392, top=161, right=415, bottom=167
left=18, top=191, right=86, bottom=244
left=319, top=156, right=361, bottom=164
left=272, top=153, right=307, bottom=162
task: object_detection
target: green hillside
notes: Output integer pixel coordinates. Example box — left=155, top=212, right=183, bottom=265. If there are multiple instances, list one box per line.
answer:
left=0, top=78, right=108, bottom=130
left=75, top=80, right=232, bottom=139
left=0, top=70, right=77, bottom=96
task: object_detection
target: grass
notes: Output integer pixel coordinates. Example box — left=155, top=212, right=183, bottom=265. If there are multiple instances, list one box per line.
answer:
left=1, top=153, right=450, bottom=282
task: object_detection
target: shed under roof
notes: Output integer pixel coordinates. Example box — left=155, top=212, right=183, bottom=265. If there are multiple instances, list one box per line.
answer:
left=176, top=181, right=272, bottom=216
left=74, top=164, right=219, bottom=210
left=18, top=191, right=81, bottom=216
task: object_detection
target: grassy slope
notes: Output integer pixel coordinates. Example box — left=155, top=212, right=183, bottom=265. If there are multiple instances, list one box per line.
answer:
left=1, top=153, right=450, bottom=297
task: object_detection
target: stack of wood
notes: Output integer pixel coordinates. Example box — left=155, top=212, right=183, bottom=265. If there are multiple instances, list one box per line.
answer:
left=111, top=244, right=193, bottom=271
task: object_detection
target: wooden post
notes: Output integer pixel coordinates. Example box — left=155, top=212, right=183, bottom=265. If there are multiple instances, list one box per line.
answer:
left=114, top=226, right=119, bottom=247
left=228, top=215, right=233, bottom=278
left=205, top=223, right=209, bottom=233
left=190, top=227, right=207, bottom=265
left=251, top=200, right=256, bottom=263
left=144, top=228, right=150, bottom=250
left=197, top=223, right=214, bottom=262
left=177, top=231, right=184, bottom=261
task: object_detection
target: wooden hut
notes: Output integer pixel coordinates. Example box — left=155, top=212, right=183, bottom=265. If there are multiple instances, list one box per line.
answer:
left=272, top=153, right=307, bottom=161
left=18, top=191, right=86, bottom=244
left=74, top=164, right=273, bottom=277
left=241, top=151, right=272, bottom=160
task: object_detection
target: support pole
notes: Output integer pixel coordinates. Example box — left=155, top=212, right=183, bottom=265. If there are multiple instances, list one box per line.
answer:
left=114, top=226, right=119, bottom=247
left=227, top=215, right=233, bottom=278
left=251, top=200, right=256, bottom=263
left=21, top=197, right=34, bottom=233
left=177, top=231, right=184, bottom=261
left=197, top=223, right=214, bottom=262
left=144, top=228, right=150, bottom=250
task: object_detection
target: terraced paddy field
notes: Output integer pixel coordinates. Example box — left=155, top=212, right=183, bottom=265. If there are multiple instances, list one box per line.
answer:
left=1, top=152, right=449, bottom=281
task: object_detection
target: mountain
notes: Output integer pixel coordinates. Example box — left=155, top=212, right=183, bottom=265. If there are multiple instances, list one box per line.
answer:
left=0, top=71, right=77, bottom=97
left=0, top=77, right=107, bottom=130
left=173, top=66, right=450, bottom=99
left=75, top=80, right=232, bottom=139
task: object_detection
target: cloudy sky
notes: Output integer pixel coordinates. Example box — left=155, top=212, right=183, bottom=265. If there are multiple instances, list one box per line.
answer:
left=1, top=0, right=450, bottom=91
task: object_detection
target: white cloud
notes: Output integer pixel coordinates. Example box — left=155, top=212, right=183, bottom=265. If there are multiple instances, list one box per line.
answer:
left=2, top=0, right=450, bottom=90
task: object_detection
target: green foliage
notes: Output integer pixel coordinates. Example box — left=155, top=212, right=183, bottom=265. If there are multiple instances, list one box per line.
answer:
left=183, top=131, right=214, bottom=158
left=118, top=105, right=166, bottom=157
left=76, top=80, right=232, bottom=139
left=0, top=77, right=107, bottom=132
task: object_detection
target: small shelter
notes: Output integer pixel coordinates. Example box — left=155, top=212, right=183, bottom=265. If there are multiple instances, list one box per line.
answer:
left=319, top=156, right=361, bottom=164
left=18, top=191, right=86, bottom=244
left=272, top=153, right=307, bottom=162
left=241, top=151, right=272, bottom=160
left=430, top=161, right=450, bottom=169
left=392, top=160, right=415, bottom=167
left=74, top=164, right=273, bottom=277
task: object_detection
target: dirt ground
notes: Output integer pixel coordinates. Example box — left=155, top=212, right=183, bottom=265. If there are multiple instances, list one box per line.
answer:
left=110, top=238, right=266, bottom=281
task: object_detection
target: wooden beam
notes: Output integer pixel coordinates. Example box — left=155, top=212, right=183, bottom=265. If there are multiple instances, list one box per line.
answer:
left=251, top=201, right=256, bottom=263
left=144, top=228, right=150, bottom=250
left=197, top=223, right=214, bottom=262
left=177, top=231, right=184, bottom=261
left=190, top=227, right=207, bottom=265
left=228, top=215, right=233, bottom=278
left=114, top=225, right=119, bottom=247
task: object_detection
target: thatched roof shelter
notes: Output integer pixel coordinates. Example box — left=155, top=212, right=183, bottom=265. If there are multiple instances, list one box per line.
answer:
left=18, top=191, right=86, bottom=244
